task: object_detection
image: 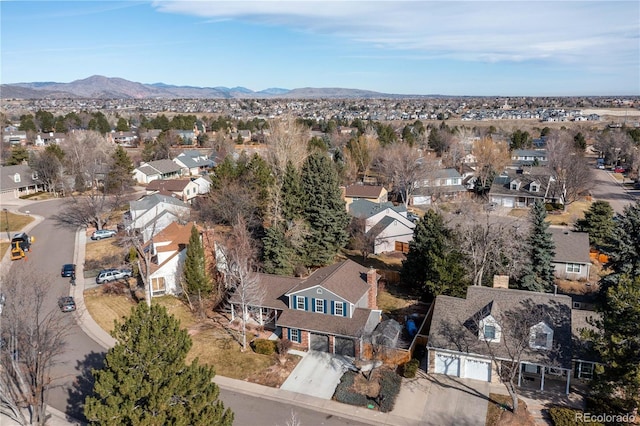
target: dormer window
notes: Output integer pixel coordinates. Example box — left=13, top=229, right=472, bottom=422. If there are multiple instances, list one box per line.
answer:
left=478, top=315, right=501, bottom=343
left=529, top=321, right=553, bottom=350
left=530, top=181, right=540, bottom=192
left=510, top=180, right=521, bottom=191
left=483, top=325, right=496, bottom=339
left=13, top=173, right=21, bottom=183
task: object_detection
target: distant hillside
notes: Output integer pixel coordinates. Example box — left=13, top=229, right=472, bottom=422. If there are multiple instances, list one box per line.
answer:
left=0, top=75, right=399, bottom=100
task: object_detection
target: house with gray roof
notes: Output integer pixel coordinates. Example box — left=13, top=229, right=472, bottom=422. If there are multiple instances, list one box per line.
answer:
left=228, top=260, right=381, bottom=358
left=412, top=168, right=467, bottom=206
left=427, top=284, right=593, bottom=394
left=125, top=193, right=191, bottom=242
left=0, top=164, right=47, bottom=198
left=549, top=228, right=591, bottom=281
left=489, top=168, right=564, bottom=208
left=133, top=159, right=183, bottom=184
left=172, top=150, right=215, bottom=176
left=348, top=199, right=415, bottom=254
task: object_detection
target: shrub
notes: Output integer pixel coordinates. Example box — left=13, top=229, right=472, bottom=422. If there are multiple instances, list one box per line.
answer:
left=402, top=359, right=420, bottom=378
left=277, top=338, right=293, bottom=355
left=101, top=281, right=129, bottom=295
left=377, top=369, right=402, bottom=412
left=333, top=372, right=369, bottom=407
left=252, top=338, right=276, bottom=355
left=549, top=407, right=603, bottom=426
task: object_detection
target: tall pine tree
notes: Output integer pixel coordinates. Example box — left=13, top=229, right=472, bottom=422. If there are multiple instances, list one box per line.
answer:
left=575, top=200, right=615, bottom=250
left=85, top=303, right=233, bottom=425
left=105, top=145, right=135, bottom=194
left=300, top=152, right=350, bottom=266
left=261, top=226, right=295, bottom=275
left=401, top=210, right=468, bottom=300
left=600, top=200, right=640, bottom=294
left=588, top=273, right=640, bottom=414
left=519, top=200, right=556, bottom=292
left=182, top=225, right=212, bottom=296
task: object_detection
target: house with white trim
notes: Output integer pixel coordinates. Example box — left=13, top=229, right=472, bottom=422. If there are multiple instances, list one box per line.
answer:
left=125, top=193, right=191, bottom=242
left=348, top=199, right=415, bottom=254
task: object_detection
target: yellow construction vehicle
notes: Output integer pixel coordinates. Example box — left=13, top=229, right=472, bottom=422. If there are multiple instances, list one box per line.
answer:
left=9, top=232, right=32, bottom=261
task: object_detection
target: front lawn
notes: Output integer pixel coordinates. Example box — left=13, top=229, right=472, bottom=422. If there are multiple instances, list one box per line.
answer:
left=83, top=288, right=293, bottom=381
left=0, top=211, right=34, bottom=235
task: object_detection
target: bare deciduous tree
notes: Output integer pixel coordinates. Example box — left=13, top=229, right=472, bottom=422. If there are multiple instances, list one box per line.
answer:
left=222, top=216, right=265, bottom=351
left=455, top=214, right=528, bottom=286
left=266, top=116, right=310, bottom=177
left=375, top=144, right=439, bottom=207
left=0, top=270, right=69, bottom=425
left=472, top=137, right=510, bottom=192
left=344, top=128, right=380, bottom=181
left=61, top=130, right=113, bottom=192
left=546, top=130, right=594, bottom=206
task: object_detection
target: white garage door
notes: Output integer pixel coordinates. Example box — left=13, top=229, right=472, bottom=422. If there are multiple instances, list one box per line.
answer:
left=463, top=358, right=491, bottom=382
left=503, top=198, right=514, bottom=208
left=435, top=353, right=460, bottom=376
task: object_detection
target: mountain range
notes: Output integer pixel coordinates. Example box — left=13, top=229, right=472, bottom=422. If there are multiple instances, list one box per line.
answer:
left=0, top=75, right=408, bottom=100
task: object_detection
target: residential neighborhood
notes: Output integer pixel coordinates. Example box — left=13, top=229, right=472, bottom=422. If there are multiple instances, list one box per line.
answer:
left=1, top=98, right=640, bottom=426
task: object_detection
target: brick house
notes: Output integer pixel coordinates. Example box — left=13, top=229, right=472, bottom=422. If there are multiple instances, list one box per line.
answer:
left=229, top=260, right=382, bottom=358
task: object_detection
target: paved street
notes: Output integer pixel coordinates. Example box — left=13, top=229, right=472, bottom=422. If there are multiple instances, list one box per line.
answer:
left=590, top=169, right=637, bottom=213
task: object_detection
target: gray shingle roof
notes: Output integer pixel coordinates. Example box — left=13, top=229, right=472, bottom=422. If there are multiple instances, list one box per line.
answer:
left=130, top=193, right=190, bottom=212
left=348, top=199, right=406, bottom=219
left=278, top=307, right=379, bottom=338
left=138, top=159, right=182, bottom=175
left=549, top=228, right=591, bottom=264
left=286, top=259, right=371, bottom=304
left=428, top=286, right=573, bottom=369
left=0, top=164, right=42, bottom=192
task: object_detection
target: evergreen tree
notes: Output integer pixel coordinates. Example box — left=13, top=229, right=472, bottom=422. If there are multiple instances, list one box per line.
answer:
left=18, top=114, right=37, bottom=132
left=281, top=161, right=304, bottom=222
left=116, top=117, right=130, bottom=132
left=401, top=210, right=467, bottom=299
left=519, top=201, right=556, bottom=292
left=183, top=225, right=212, bottom=296
left=85, top=303, right=233, bottom=425
left=588, top=273, right=640, bottom=414
left=5, top=145, right=30, bottom=165
left=105, top=145, right=135, bottom=194
left=575, top=200, right=615, bottom=249
left=300, top=152, right=350, bottom=266
left=600, top=200, right=640, bottom=294
left=261, top=226, right=295, bottom=275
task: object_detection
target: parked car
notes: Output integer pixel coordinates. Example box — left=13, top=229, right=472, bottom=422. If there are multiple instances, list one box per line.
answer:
left=91, top=229, right=117, bottom=240
left=96, top=268, right=133, bottom=284
left=61, top=263, right=76, bottom=277
left=58, top=296, right=76, bottom=312
left=407, top=212, right=420, bottom=223
left=614, top=166, right=626, bottom=173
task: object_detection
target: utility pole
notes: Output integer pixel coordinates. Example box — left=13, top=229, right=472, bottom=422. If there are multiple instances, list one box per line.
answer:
left=3, top=208, right=10, bottom=241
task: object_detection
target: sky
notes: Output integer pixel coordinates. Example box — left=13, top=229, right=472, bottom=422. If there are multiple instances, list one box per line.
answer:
left=1, top=1, right=639, bottom=96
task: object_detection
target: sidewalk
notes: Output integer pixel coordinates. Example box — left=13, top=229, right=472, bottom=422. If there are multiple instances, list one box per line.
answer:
left=2, top=197, right=430, bottom=426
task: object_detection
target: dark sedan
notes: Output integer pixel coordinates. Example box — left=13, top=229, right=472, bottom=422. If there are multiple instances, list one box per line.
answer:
left=61, top=264, right=76, bottom=277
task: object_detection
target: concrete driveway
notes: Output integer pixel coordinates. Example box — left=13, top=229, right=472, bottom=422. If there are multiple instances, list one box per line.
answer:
left=280, top=351, right=353, bottom=399
left=418, top=374, right=490, bottom=426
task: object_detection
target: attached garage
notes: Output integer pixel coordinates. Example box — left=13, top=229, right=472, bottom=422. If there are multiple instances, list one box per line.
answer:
left=334, top=337, right=355, bottom=357
left=435, top=353, right=460, bottom=377
left=310, top=333, right=329, bottom=352
left=503, top=198, right=514, bottom=208
left=463, top=358, right=491, bottom=382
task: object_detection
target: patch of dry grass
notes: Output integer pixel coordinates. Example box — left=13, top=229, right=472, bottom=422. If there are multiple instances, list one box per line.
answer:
left=84, top=238, right=128, bottom=276
left=546, top=200, right=591, bottom=226
left=486, top=394, right=535, bottom=426
left=83, top=287, right=137, bottom=333
left=0, top=211, right=34, bottom=235
left=378, top=289, right=416, bottom=314
left=83, top=289, right=283, bottom=379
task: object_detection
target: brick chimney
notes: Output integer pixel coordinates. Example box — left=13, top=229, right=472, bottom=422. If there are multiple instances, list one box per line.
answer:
left=492, top=275, right=509, bottom=289
left=367, top=267, right=378, bottom=309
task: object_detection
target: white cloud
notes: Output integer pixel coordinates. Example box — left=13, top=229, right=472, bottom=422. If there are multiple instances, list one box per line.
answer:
left=152, top=1, right=639, bottom=68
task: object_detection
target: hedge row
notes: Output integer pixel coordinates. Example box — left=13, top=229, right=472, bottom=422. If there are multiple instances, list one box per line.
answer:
left=548, top=407, right=604, bottom=426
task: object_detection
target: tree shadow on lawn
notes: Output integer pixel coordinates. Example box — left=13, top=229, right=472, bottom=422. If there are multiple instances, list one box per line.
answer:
left=65, top=351, right=106, bottom=423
